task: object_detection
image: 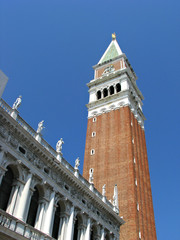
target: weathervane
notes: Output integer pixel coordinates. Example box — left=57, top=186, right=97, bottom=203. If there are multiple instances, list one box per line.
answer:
left=112, top=32, right=116, bottom=40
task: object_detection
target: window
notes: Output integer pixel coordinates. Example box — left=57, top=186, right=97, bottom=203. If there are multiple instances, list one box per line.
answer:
left=109, top=85, right=114, bottom=95
left=97, top=90, right=101, bottom=100
left=90, top=149, right=95, bottom=155
left=103, top=88, right=108, bottom=98
left=116, top=83, right=121, bottom=93
left=92, top=132, right=96, bottom=137
left=92, top=117, right=97, bottom=122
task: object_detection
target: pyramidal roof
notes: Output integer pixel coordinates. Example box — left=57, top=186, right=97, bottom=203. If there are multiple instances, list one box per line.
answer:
left=98, top=34, right=123, bottom=64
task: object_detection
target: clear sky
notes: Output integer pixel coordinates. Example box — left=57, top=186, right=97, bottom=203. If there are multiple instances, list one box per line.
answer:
left=0, top=0, right=180, bottom=239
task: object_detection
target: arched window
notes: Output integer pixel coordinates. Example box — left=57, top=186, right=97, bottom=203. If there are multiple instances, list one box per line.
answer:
left=52, top=203, right=61, bottom=239
left=116, top=83, right=121, bottom=93
left=105, top=233, right=110, bottom=240
left=0, top=167, right=14, bottom=211
left=73, top=214, right=83, bottom=240
left=73, top=216, right=79, bottom=240
left=90, top=225, right=98, bottom=240
left=103, top=88, right=108, bottom=98
left=109, top=86, right=114, bottom=95
left=97, top=90, right=101, bottom=100
left=26, top=186, right=39, bottom=227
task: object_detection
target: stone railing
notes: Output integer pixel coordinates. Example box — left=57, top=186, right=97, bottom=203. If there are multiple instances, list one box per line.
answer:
left=0, top=209, right=54, bottom=240
left=0, top=99, right=116, bottom=212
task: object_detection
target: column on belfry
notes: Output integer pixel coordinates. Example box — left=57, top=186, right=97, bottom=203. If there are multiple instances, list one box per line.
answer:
left=43, top=191, right=55, bottom=235
left=15, top=172, right=32, bottom=221
left=66, top=205, right=74, bottom=240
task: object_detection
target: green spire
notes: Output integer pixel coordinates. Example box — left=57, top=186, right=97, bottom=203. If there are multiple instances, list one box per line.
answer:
left=98, top=34, right=123, bottom=64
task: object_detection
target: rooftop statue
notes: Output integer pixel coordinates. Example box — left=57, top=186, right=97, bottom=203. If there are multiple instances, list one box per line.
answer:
left=74, top=157, right=80, bottom=170
left=102, top=184, right=106, bottom=196
left=89, top=168, right=94, bottom=184
left=56, top=138, right=64, bottom=153
left=37, top=120, right=44, bottom=134
left=12, top=95, right=22, bottom=110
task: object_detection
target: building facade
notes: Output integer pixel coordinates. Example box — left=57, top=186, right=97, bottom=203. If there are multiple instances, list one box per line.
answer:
left=83, top=35, right=157, bottom=240
left=0, top=95, right=124, bottom=239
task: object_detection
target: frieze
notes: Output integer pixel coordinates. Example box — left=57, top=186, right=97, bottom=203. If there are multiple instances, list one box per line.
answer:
left=9, top=136, right=18, bottom=149
left=0, top=126, right=8, bottom=139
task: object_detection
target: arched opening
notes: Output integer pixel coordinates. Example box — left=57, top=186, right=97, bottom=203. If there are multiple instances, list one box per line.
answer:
left=109, top=86, right=114, bottom=95
left=52, top=203, right=61, bottom=239
left=0, top=167, right=14, bottom=211
left=116, top=83, right=121, bottom=93
left=105, top=233, right=110, bottom=240
left=97, top=90, right=101, bottom=100
left=73, top=214, right=83, bottom=240
left=103, top=88, right=108, bottom=98
left=73, top=216, right=79, bottom=240
left=90, top=225, right=98, bottom=240
left=26, top=186, right=39, bottom=227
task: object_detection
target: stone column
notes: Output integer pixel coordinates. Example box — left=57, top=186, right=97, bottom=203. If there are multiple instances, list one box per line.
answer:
left=34, top=200, right=46, bottom=231
left=0, top=150, right=6, bottom=185
left=66, top=205, right=74, bottom=240
left=0, top=168, right=6, bottom=185
left=84, top=218, right=90, bottom=240
left=113, top=84, right=117, bottom=94
left=15, top=172, right=32, bottom=221
left=6, top=181, right=20, bottom=215
left=100, top=228, right=105, bottom=240
left=78, top=225, right=85, bottom=240
left=58, top=215, right=67, bottom=240
left=43, top=191, right=55, bottom=235
left=50, top=205, right=56, bottom=235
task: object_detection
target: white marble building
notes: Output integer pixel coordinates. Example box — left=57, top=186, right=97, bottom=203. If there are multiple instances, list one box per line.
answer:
left=0, top=90, right=124, bottom=240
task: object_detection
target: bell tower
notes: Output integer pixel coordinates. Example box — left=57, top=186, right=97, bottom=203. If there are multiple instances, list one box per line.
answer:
left=83, top=34, right=157, bottom=240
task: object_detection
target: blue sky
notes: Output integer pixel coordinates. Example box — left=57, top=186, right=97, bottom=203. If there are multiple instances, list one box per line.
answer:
left=0, top=0, right=180, bottom=239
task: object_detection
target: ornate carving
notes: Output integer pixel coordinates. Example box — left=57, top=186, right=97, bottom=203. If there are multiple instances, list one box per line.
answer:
left=34, top=158, right=43, bottom=169
left=102, top=65, right=115, bottom=76
left=0, top=126, right=8, bottom=139
left=9, top=136, right=18, bottom=148
left=26, top=151, right=34, bottom=162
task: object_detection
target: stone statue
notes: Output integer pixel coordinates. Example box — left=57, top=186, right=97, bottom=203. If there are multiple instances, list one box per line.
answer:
left=89, top=168, right=94, bottom=184
left=102, top=184, right=106, bottom=196
left=113, top=184, right=119, bottom=208
left=74, top=157, right=80, bottom=170
left=56, top=138, right=64, bottom=153
left=37, top=120, right=44, bottom=134
left=12, top=95, right=22, bottom=110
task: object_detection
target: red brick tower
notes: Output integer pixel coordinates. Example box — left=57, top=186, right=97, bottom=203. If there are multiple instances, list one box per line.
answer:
left=83, top=34, right=157, bottom=240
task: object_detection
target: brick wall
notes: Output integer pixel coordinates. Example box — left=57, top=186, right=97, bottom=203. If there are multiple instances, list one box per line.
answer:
left=83, top=106, right=156, bottom=240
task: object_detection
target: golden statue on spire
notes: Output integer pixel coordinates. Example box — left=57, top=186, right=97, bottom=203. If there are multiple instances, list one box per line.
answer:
left=112, top=32, right=116, bottom=40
